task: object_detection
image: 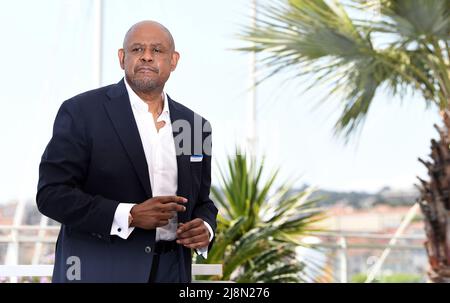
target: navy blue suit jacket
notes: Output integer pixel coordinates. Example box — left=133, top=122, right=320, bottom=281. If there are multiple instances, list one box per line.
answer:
left=36, top=79, right=218, bottom=282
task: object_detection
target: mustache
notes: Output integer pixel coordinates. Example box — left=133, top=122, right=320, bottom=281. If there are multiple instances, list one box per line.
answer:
left=135, top=65, right=159, bottom=73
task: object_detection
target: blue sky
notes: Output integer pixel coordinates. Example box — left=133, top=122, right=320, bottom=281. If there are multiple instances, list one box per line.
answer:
left=0, top=0, right=442, bottom=203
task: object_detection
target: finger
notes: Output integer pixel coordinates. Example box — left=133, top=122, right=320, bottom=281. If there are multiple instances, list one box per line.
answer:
left=177, top=234, right=208, bottom=246
left=162, top=202, right=186, bottom=212
left=157, top=212, right=175, bottom=220
left=182, top=239, right=210, bottom=249
left=176, top=218, right=203, bottom=234
left=157, top=196, right=188, bottom=204
left=176, top=221, right=194, bottom=234
left=190, top=218, right=204, bottom=226
left=177, top=226, right=204, bottom=239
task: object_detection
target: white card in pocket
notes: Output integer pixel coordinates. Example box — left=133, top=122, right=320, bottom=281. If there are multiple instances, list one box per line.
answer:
left=190, top=155, right=203, bottom=162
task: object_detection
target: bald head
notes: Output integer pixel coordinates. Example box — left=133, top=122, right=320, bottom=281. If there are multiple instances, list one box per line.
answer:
left=123, top=20, right=175, bottom=51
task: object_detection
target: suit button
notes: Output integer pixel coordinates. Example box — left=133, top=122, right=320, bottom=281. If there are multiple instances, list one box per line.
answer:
left=145, top=246, right=152, bottom=254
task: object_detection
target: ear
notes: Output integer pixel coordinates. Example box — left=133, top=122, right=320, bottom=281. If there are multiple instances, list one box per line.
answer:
left=170, top=51, right=180, bottom=72
left=118, top=49, right=125, bottom=70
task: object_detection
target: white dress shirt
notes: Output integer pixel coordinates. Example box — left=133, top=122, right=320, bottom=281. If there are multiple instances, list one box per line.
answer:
left=110, top=79, right=212, bottom=258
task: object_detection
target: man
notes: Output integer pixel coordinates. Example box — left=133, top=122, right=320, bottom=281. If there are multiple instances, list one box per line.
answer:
left=36, top=21, right=218, bottom=283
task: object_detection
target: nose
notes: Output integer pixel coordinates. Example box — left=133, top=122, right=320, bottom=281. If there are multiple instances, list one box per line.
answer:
left=140, top=48, right=153, bottom=62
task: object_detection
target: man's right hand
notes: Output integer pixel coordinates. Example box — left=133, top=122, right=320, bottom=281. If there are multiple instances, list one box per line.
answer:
left=129, top=196, right=187, bottom=230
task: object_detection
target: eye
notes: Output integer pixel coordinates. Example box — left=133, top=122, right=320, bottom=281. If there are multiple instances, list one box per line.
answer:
left=132, top=47, right=144, bottom=52
left=153, top=48, right=162, bottom=53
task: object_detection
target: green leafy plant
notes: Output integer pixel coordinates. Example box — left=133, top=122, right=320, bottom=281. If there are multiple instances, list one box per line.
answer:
left=196, top=150, right=328, bottom=282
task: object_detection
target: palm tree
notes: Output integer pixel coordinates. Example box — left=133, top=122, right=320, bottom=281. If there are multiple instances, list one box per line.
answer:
left=196, top=150, right=328, bottom=282
left=237, top=0, right=450, bottom=282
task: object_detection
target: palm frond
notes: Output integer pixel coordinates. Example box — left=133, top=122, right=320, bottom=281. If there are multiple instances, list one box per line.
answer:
left=237, top=0, right=450, bottom=140
left=378, top=0, right=450, bottom=40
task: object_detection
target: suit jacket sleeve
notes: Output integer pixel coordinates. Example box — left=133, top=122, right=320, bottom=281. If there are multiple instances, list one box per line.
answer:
left=192, top=120, right=218, bottom=241
left=36, top=99, right=119, bottom=238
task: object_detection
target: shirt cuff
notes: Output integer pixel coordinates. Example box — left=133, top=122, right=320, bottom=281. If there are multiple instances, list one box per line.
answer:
left=196, top=221, right=214, bottom=259
left=204, top=221, right=214, bottom=242
left=110, top=203, right=136, bottom=239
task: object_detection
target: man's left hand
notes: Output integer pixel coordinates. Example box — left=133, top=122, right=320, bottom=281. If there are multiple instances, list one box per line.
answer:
left=176, top=218, right=210, bottom=249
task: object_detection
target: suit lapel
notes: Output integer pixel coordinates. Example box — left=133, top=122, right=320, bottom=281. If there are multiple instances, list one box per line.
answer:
left=104, top=79, right=152, bottom=198
left=102, top=82, right=192, bottom=218
left=169, top=97, right=192, bottom=223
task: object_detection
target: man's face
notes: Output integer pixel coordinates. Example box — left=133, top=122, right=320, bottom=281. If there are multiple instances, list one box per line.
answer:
left=118, top=24, right=179, bottom=93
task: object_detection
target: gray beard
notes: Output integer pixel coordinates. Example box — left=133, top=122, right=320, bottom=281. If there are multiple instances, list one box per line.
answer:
left=126, top=74, right=158, bottom=94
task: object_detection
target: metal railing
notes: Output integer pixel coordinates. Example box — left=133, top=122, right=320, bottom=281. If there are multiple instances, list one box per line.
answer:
left=0, top=224, right=427, bottom=283
left=0, top=264, right=222, bottom=279
left=0, top=224, right=223, bottom=282
left=301, top=229, right=426, bottom=282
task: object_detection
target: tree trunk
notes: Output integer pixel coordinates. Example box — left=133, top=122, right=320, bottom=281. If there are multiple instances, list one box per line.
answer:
left=417, top=110, right=450, bottom=282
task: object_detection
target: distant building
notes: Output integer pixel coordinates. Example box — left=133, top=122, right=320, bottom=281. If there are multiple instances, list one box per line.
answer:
left=319, top=204, right=423, bottom=232
left=315, top=203, right=427, bottom=281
